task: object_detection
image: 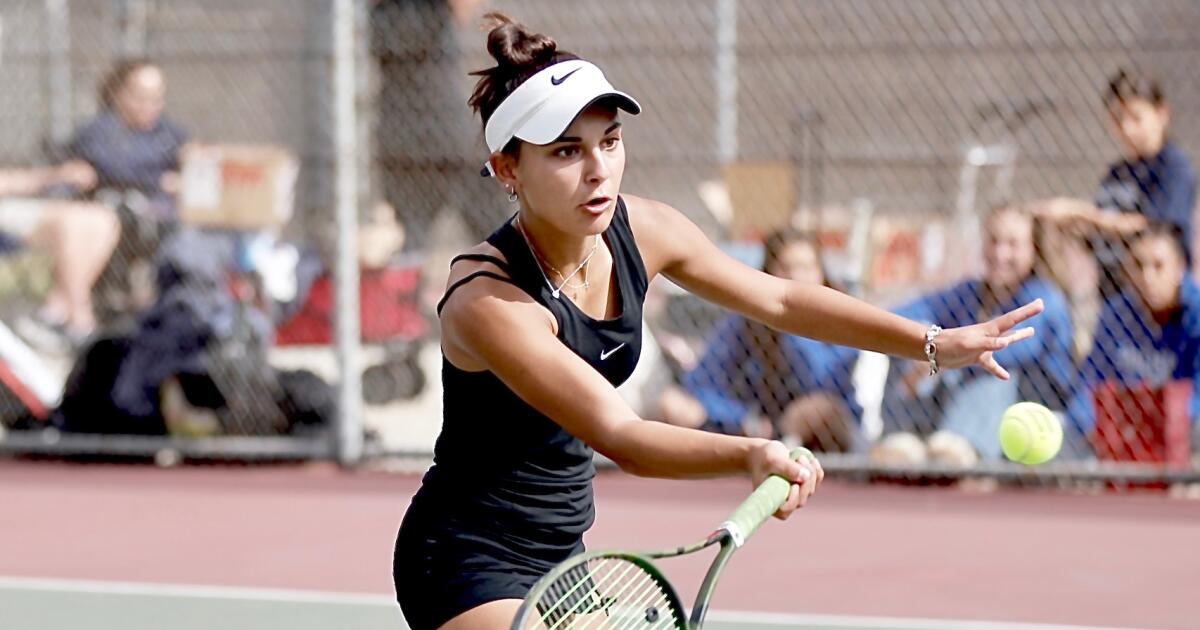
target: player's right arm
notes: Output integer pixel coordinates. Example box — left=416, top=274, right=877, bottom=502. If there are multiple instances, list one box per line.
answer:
left=438, top=276, right=818, bottom=514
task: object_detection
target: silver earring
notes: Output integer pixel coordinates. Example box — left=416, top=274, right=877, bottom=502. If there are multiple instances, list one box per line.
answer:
left=508, top=188, right=518, bottom=203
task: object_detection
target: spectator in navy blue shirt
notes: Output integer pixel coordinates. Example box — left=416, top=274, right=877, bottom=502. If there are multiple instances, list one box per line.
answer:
left=1067, top=225, right=1200, bottom=444
left=657, top=229, right=862, bottom=452
left=67, top=59, right=189, bottom=220
left=875, top=204, right=1075, bottom=463
left=1038, top=69, right=1196, bottom=305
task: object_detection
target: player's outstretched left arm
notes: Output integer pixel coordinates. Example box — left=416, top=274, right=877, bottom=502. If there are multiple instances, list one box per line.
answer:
left=629, top=195, right=1043, bottom=380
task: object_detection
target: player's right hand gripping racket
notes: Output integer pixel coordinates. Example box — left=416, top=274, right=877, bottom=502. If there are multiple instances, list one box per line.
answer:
left=511, top=447, right=815, bottom=630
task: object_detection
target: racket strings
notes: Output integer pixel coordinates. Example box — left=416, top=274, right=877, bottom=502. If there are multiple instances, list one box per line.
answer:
left=539, top=559, right=634, bottom=630
left=576, top=565, right=660, bottom=630
left=532, top=558, right=683, bottom=630
left=592, top=572, right=677, bottom=630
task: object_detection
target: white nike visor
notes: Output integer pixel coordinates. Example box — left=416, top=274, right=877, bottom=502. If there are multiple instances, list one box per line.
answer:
left=481, top=59, right=641, bottom=176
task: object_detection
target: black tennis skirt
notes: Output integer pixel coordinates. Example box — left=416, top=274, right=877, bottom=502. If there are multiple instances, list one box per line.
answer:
left=393, top=502, right=585, bottom=630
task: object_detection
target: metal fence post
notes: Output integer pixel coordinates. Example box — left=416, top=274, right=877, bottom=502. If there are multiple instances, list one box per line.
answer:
left=333, top=0, right=362, bottom=466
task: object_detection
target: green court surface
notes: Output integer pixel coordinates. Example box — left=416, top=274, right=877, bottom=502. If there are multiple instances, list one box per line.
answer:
left=0, top=576, right=1128, bottom=630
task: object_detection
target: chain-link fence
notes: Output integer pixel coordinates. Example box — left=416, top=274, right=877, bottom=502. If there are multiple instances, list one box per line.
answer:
left=2, top=0, right=1198, bottom=486
left=0, top=0, right=363, bottom=461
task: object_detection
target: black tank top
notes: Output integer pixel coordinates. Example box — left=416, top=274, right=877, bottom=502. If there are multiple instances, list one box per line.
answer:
left=412, top=197, right=647, bottom=566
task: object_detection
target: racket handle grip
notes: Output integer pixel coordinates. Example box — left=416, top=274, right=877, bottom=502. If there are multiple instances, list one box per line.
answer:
left=720, top=447, right=813, bottom=547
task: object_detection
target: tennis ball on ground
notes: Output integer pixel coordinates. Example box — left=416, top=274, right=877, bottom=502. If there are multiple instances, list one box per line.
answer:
left=997, top=402, right=1062, bottom=465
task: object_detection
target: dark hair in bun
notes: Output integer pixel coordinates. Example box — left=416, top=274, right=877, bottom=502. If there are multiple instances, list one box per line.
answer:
left=469, top=12, right=578, bottom=133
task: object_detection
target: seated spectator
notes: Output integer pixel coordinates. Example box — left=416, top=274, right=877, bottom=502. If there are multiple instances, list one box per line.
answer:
left=0, top=164, right=119, bottom=347
left=66, top=58, right=188, bottom=217
left=1037, top=68, right=1196, bottom=356
left=874, top=204, right=1074, bottom=464
left=1067, top=225, right=1200, bottom=452
left=53, top=58, right=190, bottom=318
left=657, top=229, right=862, bottom=452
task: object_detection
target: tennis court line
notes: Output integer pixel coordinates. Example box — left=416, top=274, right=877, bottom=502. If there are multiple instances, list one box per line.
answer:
left=707, top=610, right=1137, bottom=630
left=0, top=575, right=395, bottom=607
left=0, top=576, right=1138, bottom=630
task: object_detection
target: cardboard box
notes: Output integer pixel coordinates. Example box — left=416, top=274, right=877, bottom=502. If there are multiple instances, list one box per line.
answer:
left=721, top=161, right=795, bottom=239
left=180, top=144, right=299, bottom=230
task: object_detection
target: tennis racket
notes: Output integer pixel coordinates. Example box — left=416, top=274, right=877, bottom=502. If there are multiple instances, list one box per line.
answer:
left=511, top=447, right=816, bottom=630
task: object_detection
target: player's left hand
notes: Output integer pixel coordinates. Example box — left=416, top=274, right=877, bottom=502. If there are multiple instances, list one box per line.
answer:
left=933, top=298, right=1044, bottom=379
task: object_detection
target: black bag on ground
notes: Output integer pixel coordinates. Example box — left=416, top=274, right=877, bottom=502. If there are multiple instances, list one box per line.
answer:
left=54, top=326, right=167, bottom=435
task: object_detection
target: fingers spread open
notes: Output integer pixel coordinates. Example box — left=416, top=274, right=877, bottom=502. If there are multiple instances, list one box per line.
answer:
left=992, top=299, right=1044, bottom=332
left=979, top=352, right=1010, bottom=380
left=1003, top=327, right=1036, bottom=343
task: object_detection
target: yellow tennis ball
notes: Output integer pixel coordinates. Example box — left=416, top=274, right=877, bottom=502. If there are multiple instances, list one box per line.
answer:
left=998, top=402, right=1062, bottom=465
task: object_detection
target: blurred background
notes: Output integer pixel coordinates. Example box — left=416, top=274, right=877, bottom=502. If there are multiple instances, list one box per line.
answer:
left=2, top=2, right=1200, bottom=629
left=1, top=0, right=1199, bottom=502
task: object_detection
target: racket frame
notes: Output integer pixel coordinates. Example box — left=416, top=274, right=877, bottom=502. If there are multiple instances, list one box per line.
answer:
left=512, top=527, right=742, bottom=630
left=512, top=546, right=693, bottom=629
left=512, top=447, right=812, bottom=630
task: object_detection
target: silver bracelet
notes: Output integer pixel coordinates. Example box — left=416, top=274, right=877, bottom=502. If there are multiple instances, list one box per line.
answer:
left=924, top=324, right=943, bottom=376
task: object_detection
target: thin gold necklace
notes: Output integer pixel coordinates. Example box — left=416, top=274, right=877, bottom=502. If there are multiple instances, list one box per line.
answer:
left=514, top=214, right=599, bottom=299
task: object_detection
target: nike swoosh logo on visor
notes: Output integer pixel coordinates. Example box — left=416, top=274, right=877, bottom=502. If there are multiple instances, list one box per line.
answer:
left=550, top=68, right=580, bottom=86
left=600, top=343, right=626, bottom=361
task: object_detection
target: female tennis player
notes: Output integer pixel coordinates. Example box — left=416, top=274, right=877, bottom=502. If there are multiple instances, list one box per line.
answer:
left=393, top=14, right=1044, bottom=630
